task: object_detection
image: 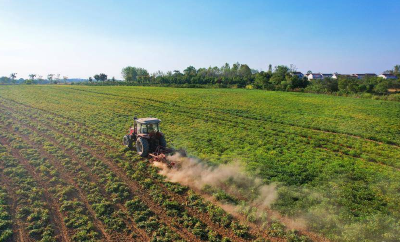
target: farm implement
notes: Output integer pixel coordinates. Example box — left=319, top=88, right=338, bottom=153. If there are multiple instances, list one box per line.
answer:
left=123, top=117, right=175, bottom=167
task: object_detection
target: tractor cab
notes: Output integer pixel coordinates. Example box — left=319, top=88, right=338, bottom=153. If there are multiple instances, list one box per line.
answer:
left=134, top=117, right=161, bottom=135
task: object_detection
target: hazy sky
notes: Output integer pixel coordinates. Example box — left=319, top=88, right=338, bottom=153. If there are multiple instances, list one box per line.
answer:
left=1, top=0, right=399, bottom=79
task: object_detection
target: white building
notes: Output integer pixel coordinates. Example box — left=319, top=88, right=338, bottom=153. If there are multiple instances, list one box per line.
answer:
left=307, top=73, right=323, bottom=80
left=378, top=74, right=398, bottom=79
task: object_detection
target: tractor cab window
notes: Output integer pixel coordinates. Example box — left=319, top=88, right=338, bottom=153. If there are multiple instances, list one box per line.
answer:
left=138, top=123, right=159, bottom=134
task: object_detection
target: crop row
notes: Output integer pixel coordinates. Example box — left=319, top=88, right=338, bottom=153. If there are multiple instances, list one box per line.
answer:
left=0, top=187, right=12, bottom=242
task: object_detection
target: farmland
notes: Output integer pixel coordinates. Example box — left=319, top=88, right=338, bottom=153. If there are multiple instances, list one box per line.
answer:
left=0, top=85, right=399, bottom=242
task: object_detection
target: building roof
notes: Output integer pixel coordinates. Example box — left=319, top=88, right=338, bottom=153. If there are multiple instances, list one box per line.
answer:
left=136, top=118, right=161, bottom=124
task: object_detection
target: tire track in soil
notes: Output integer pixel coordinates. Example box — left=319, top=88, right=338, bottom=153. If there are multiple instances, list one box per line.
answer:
left=0, top=99, right=323, bottom=241
left=0, top=172, right=28, bottom=242
left=0, top=136, right=112, bottom=242
left=0, top=107, right=200, bottom=242
left=1, top=124, right=146, bottom=242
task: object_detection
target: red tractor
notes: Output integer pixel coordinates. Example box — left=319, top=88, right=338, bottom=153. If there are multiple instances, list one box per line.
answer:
left=123, top=117, right=170, bottom=161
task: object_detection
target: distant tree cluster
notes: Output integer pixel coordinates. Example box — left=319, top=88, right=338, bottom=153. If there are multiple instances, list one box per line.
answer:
left=116, top=64, right=400, bottom=96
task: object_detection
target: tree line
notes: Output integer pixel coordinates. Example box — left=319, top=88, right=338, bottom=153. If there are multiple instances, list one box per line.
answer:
left=117, top=63, right=400, bottom=95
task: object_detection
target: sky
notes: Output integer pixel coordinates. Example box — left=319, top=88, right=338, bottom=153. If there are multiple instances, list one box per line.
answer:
left=0, top=0, right=399, bottom=79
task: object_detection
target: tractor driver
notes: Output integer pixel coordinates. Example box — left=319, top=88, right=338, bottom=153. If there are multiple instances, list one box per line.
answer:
left=148, top=124, right=155, bottom=133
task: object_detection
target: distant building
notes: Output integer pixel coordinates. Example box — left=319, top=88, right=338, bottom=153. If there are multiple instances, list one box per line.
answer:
left=353, top=73, right=377, bottom=79
left=307, top=73, right=323, bottom=80
left=378, top=74, right=398, bottom=79
left=322, top=74, right=333, bottom=79
left=291, top=72, right=304, bottom=78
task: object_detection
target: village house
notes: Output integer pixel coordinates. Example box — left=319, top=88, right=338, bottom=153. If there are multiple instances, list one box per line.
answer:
left=322, top=74, right=333, bottom=79
left=291, top=72, right=304, bottom=78
left=306, top=73, right=323, bottom=80
left=353, top=73, right=377, bottom=79
left=378, top=74, right=398, bottom=79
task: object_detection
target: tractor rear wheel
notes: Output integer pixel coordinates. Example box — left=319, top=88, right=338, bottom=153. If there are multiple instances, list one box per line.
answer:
left=123, top=135, right=133, bottom=149
left=136, top=137, right=149, bottom=157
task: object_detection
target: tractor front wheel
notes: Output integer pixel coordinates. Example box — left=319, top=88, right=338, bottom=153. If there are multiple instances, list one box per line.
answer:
left=123, top=135, right=133, bottom=149
left=136, top=137, right=149, bottom=157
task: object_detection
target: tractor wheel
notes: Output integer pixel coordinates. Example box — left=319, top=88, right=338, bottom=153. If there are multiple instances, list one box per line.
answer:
left=159, top=136, right=167, bottom=148
left=136, top=137, right=149, bottom=157
left=123, top=135, right=133, bottom=149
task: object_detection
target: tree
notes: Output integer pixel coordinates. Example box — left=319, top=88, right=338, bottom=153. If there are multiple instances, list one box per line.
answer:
left=184, top=66, right=196, bottom=77
left=47, top=74, right=54, bottom=84
left=99, top=73, right=107, bottom=82
left=238, top=64, right=252, bottom=77
left=55, top=74, right=60, bottom=83
left=29, top=74, right=36, bottom=80
left=9, top=73, right=17, bottom=84
left=111, top=77, right=116, bottom=82
left=254, top=72, right=270, bottom=89
left=94, top=74, right=100, bottom=82
left=289, top=64, right=297, bottom=72
left=307, top=70, right=312, bottom=75
left=374, top=81, right=390, bottom=94
left=394, top=65, right=400, bottom=77
left=63, top=76, right=68, bottom=84
left=268, top=64, right=272, bottom=73
left=88, top=77, right=93, bottom=83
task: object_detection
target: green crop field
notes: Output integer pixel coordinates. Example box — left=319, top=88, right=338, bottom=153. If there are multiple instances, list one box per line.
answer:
left=0, top=85, right=399, bottom=242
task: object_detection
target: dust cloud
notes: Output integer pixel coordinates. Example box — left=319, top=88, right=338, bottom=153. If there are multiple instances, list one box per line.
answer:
left=154, top=153, right=278, bottom=210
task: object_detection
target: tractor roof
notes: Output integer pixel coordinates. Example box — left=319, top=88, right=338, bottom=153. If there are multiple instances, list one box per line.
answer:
left=136, top=118, right=161, bottom=124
